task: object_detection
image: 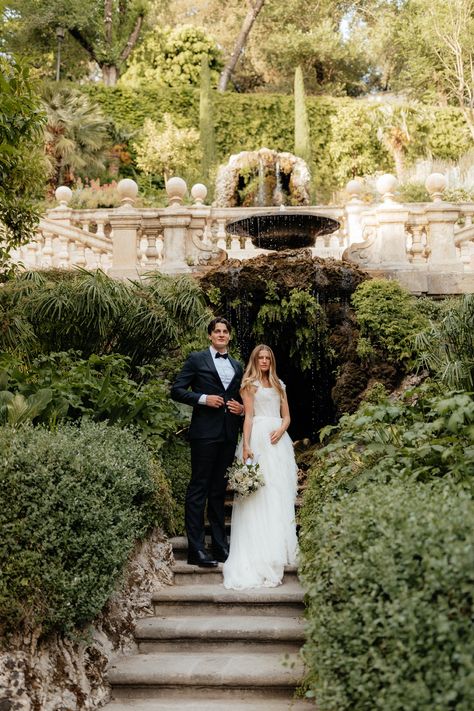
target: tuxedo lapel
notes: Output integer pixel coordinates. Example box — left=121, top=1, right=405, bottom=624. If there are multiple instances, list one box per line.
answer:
left=227, top=356, right=242, bottom=391
left=203, top=348, right=222, bottom=386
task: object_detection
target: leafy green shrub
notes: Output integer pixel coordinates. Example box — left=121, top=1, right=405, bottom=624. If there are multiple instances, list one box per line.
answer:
left=0, top=351, right=186, bottom=446
left=300, top=479, right=474, bottom=710
left=82, top=85, right=472, bottom=196
left=0, top=421, right=171, bottom=637
left=0, top=269, right=211, bottom=365
left=159, top=435, right=192, bottom=535
left=307, top=388, right=474, bottom=521
left=351, top=279, right=429, bottom=366
left=416, top=294, right=474, bottom=390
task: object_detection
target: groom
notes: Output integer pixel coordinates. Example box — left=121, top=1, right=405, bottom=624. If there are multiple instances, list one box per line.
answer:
left=171, top=317, right=244, bottom=568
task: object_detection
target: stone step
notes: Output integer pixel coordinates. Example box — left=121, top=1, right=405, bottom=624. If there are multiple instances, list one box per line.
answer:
left=151, top=582, right=304, bottom=617
left=171, top=561, right=299, bottom=585
left=108, top=651, right=305, bottom=701
left=134, top=614, right=305, bottom=654
left=105, top=697, right=314, bottom=710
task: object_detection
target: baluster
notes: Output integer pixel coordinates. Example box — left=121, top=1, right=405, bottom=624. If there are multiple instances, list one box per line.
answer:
left=57, top=235, right=70, bottom=268
left=74, top=239, right=87, bottom=268
left=216, top=218, right=227, bottom=251
left=144, top=232, right=160, bottom=267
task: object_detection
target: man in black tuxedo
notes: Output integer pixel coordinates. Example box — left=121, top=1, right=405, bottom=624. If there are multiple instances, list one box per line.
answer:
left=171, top=317, right=244, bottom=568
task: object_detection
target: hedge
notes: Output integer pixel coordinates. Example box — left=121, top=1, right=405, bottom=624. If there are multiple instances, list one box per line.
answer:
left=300, top=479, right=474, bottom=710
left=0, top=420, right=169, bottom=637
left=299, top=387, right=474, bottom=708
left=83, top=85, right=473, bottom=194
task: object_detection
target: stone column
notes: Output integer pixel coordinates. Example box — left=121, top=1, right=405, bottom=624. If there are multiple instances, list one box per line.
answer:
left=108, top=179, right=142, bottom=279
left=372, top=174, right=411, bottom=267
left=159, top=177, right=192, bottom=274
left=424, top=173, right=462, bottom=269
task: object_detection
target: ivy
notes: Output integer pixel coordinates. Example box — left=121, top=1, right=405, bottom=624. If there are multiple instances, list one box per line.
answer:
left=253, top=287, right=330, bottom=371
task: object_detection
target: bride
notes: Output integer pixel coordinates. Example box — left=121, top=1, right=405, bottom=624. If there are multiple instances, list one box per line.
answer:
left=223, top=344, right=299, bottom=590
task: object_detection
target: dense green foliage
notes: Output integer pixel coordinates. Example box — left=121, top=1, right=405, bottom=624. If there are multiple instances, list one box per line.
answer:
left=0, top=421, right=172, bottom=636
left=0, top=58, right=46, bottom=276
left=82, top=85, right=472, bottom=196
left=0, top=269, right=211, bottom=365
left=0, top=351, right=184, bottom=447
left=159, top=436, right=192, bottom=535
left=301, top=478, right=474, bottom=710
left=417, top=294, right=474, bottom=390
left=294, top=66, right=311, bottom=166
left=300, top=388, right=474, bottom=709
left=120, top=25, right=222, bottom=89
left=253, top=286, right=329, bottom=372
left=351, top=279, right=429, bottom=366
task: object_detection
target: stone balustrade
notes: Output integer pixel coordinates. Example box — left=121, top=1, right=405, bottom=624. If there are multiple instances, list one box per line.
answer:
left=10, top=173, right=474, bottom=294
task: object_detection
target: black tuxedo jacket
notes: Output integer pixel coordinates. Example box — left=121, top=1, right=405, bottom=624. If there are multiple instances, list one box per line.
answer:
left=170, top=349, right=243, bottom=442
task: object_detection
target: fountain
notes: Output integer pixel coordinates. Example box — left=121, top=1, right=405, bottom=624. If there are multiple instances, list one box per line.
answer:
left=214, top=148, right=311, bottom=207
left=226, top=212, right=340, bottom=251
left=203, top=151, right=378, bottom=440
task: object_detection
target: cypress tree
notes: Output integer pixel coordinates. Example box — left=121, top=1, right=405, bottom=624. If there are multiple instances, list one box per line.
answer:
left=199, top=55, right=216, bottom=183
left=294, top=66, right=311, bottom=166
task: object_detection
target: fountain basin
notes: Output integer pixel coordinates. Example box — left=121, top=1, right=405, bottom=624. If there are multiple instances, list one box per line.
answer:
left=226, top=212, right=340, bottom=251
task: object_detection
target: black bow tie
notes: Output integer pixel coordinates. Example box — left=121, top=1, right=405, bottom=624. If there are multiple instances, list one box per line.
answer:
left=215, top=352, right=228, bottom=359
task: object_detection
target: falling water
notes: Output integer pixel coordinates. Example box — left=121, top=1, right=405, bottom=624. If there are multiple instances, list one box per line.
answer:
left=256, top=157, right=266, bottom=207
left=273, top=159, right=284, bottom=206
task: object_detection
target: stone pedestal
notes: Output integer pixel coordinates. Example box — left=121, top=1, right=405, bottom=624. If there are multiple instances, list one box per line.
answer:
left=425, top=203, right=462, bottom=272
left=159, top=209, right=192, bottom=274
left=108, top=205, right=142, bottom=280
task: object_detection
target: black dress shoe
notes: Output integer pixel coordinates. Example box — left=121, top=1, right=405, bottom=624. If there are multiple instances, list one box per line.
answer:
left=212, top=546, right=230, bottom=563
left=187, top=550, right=218, bottom=567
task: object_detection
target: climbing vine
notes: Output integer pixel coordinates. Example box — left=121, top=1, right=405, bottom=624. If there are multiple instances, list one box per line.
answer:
left=253, top=285, right=330, bottom=371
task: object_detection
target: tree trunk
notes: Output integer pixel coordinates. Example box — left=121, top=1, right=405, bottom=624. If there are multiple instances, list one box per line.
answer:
left=102, top=65, right=119, bottom=87
left=218, top=0, right=266, bottom=92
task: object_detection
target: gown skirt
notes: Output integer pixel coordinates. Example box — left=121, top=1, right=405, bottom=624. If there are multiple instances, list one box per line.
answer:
left=223, top=387, right=299, bottom=590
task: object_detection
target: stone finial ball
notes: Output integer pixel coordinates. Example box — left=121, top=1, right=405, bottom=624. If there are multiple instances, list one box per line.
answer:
left=55, top=186, right=73, bottom=205
left=376, top=173, right=398, bottom=197
left=166, top=177, right=188, bottom=200
left=346, top=179, right=363, bottom=197
left=425, top=172, right=447, bottom=195
left=117, top=178, right=139, bottom=200
left=191, top=183, right=208, bottom=204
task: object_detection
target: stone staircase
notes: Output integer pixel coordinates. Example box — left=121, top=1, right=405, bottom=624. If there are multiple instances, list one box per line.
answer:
left=105, top=527, right=313, bottom=710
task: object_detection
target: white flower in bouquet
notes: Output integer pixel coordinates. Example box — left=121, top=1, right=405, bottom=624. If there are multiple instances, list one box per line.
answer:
left=226, top=457, right=265, bottom=497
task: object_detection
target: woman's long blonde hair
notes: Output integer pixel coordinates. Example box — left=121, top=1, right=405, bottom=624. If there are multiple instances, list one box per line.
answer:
left=241, top=344, right=285, bottom=399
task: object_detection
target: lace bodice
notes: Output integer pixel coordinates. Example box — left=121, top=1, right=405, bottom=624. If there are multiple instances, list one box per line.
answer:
left=252, top=382, right=284, bottom=418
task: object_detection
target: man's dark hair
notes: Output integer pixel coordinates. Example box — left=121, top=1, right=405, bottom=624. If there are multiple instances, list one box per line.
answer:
left=207, top=317, right=232, bottom=334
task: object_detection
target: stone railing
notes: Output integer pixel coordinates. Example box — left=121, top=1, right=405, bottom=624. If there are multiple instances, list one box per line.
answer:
left=10, top=173, right=474, bottom=294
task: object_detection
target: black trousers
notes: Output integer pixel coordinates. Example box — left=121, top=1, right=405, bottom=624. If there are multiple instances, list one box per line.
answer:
left=186, top=438, right=236, bottom=554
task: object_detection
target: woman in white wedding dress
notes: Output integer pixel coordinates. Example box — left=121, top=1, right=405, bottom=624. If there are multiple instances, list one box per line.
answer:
left=223, top=344, right=298, bottom=590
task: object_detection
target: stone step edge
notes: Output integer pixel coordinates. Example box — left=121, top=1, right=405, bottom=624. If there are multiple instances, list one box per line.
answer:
left=151, top=586, right=304, bottom=604
left=135, top=616, right=305, bottom=641
left=108, top=652, right=304, bottom=687
left=171, top=562, right=298, bottom=574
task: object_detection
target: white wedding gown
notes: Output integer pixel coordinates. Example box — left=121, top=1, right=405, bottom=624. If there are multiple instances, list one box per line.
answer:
left=223, top=381, right=299, bottom=589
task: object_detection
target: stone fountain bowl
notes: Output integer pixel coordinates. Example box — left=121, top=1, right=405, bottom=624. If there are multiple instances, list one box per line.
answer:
left=226, top=212, right=340, bottom=251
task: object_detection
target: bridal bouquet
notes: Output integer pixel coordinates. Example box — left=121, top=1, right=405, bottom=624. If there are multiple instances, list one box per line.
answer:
left=226, top=458, right=265, bottom=497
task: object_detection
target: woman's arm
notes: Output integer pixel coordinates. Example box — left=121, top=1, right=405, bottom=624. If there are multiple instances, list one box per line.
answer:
left=241, top=386, right=256, bottom=461
left=270, top=391, right=291, bottom=445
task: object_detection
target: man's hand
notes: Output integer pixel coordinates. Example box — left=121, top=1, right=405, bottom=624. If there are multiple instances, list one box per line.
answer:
left=206, top=395, right=225, bottom=408
left=227, top=398, right=244, bottom=415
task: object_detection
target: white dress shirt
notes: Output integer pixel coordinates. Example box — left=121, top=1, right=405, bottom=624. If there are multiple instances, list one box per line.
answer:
left=198, top=346, right=235, bottom=404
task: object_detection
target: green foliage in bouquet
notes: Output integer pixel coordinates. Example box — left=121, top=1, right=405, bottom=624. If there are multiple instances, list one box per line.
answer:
left=226, top=459, right=265, bottom=497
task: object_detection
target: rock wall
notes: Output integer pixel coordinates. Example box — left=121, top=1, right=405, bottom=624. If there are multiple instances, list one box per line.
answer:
left=0, top=528, right=173, bottom=711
